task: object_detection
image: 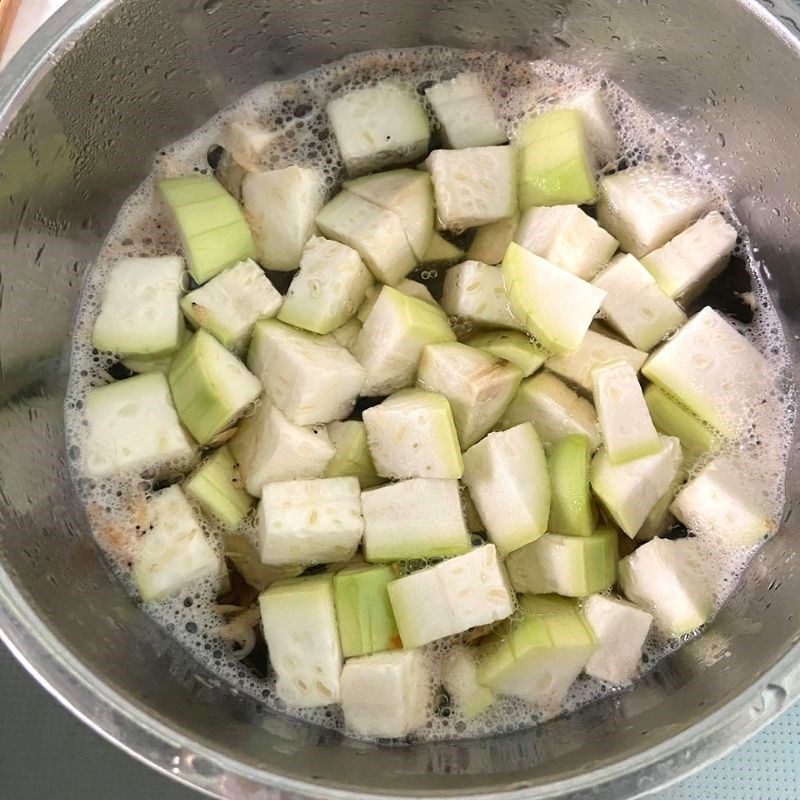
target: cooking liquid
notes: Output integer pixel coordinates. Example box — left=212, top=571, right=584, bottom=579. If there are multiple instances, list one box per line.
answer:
left=64, top=47, right=795, bottom=742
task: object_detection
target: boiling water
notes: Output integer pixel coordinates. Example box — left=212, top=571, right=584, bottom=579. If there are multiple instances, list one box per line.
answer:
left=64, top=47, right=795, bottom=742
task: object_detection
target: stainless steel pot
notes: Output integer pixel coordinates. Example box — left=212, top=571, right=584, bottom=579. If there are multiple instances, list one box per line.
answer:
left=2, top=1, right=800, bottom=797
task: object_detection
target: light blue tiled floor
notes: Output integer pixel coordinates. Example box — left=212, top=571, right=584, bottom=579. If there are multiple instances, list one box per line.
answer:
left=657, top=700, right=800, bottom=799
left=1, top=644, right=798, bottom=798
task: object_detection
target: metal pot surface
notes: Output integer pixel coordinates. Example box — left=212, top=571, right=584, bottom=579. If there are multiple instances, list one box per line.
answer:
left=2, top=1, right=800, bottom=797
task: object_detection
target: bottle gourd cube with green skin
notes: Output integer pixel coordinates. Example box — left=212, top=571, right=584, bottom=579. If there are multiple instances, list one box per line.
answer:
left=502, top=242, right=607, bottom=357
left=506, top=527, right=618, bottom=597
left=516, top=109, right=597, bottom=209
left=642, top=306, right=774, bottom=438
left=159, top=175, right=256, bottom=284
left=333, top=564, right=401, bottom=658
left=352, top=287, right=456, bottom=397
left=387, top=544, right=514, bottom=649
left=465, top=330, right=548, bottom=377
left=168, top=329, right=262, bottom=446
left=478, top=595, right=596, bottom=710
left=360, top=478, right=470, bottom=562
left=184, top=445, right=254, bottom=529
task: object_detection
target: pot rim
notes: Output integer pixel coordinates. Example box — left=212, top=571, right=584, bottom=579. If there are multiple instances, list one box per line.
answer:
left=2, top=1, right=800, bottom=798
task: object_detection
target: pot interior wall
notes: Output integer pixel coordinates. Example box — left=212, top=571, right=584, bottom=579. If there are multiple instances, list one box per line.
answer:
left=1, top=0, right=800, bottom=796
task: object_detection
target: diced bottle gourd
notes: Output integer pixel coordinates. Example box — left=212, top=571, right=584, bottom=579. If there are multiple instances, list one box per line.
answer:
left=315, top=191, right=417, bottom=286
left=514, top=205, right=618, bottom=281
left=502, top=242, right=607, bottom=356
left=425, top=73, right=506, bottom=149
left=417, top=341, right=523, bottom=449
left=181, top=258, right=282, bottom=353
left=132, top=486, right=220, bottom=602
left=506, top=527, right=617, bottom=597
left=477, top=594, right=596, bottom=710
left=344, top=168, right=435, bottom=260
left=426, top=146, right=517, bottom=231
left=278, top=236, right=373, bottom=335
left=352, top=286, right=456, bottom=397
left=334, top=563, right=401, bottom=658
left=159, top=175, right=256, bottom=284
left=362, top=389, right=463, bottom=479
left=324, top=420, right=382, bottom=489
left=516, top=109, right=596, bottom=209
left=248, top=319, right=365, bottom=426
left=464, top=330, right=547, bottom=377
left=84, top=373, right=196, bottom=478
left=546, top=328, right=647, bottom=396
left=499, top=371, right=600, bottom=451
left=259, top=574, right=343, bottom=707
left=596, top=167, right=711, bottom=258
left=592, top=254, right=686, bottom=351
left=462, top=423, right=551, bottom=555
left=327, top=82, right=430, bottom=176
left=388, top=544, right=514, bottom=648
left=642, top=307, right=773, bottom=437
left=670, top=454, right=773, bottom=547
left=547, top=434, right=597, bottom=537
left=92, top=256, right=184, bottom=357
left=241, top=165, right=323, bottom=271
left=618, top=538, right=713, bottom=637
left=591, top=434, right=682, bottom=538
left=641, top=211, right=738, bottom=301
left=440, top=260, right=524, bottom=332
left=257, top=476, right=364, bottom=566
left=643, top=384, right=717, bottom=467
left=361, top=478, right=470, bottom=562
left=229, top=400, right=335, bottom=496
left=583, top=594, right=653, bottom=684
left=340, top=648, right=430, bottom=739
left=168, top=329, right=262, bottom=446
left=184, top=445, right=254, bottom=529
left=592, top=359, right=660, bottom=464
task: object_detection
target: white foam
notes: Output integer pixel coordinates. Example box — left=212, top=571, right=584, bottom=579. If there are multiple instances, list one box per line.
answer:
left=64, top=47, right=795, bottom=744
